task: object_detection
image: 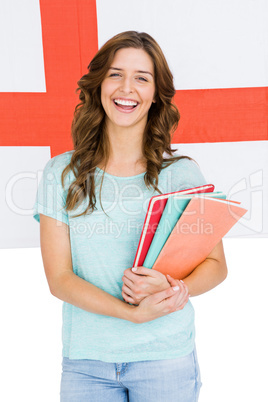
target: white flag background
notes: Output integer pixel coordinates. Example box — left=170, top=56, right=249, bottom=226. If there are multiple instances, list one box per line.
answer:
left=0, top=0, right=267, bottom=401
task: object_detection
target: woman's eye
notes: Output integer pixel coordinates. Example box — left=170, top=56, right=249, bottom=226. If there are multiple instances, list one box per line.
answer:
left=137, top=77, right=148, bottom=82
left=109, top=73, right=120, bottom=77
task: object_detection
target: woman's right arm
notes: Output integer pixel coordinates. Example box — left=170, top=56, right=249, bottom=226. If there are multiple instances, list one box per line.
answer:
left=40, top=214, right=187, bottom=324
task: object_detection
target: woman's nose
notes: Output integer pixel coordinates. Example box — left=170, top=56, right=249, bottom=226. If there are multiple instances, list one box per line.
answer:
left=119, top=77, right=133, bottom=94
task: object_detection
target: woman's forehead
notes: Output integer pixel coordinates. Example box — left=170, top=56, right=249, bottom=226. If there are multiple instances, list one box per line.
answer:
left=111, top=48, right=154, bottom=74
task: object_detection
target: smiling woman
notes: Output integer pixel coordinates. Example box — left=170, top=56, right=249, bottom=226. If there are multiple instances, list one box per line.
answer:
left=33, top=30, right=227, bottom=402
left=63, top=30, right=184, bottom=194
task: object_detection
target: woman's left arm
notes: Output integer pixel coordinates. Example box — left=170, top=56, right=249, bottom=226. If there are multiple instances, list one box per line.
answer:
left=122, top=240, right=228, bottom=304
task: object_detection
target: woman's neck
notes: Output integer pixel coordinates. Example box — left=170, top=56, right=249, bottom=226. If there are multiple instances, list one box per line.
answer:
left=105, top=123, right=146, bottom=166
left=98, top=124, right=147, bottom=175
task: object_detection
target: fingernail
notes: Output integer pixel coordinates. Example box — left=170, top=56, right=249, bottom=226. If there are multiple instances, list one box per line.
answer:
left=132, top=267, right=137, bottom=272
left=173, top=286, right=180, bottom=291
left=180, top=280, right=184, bottom=283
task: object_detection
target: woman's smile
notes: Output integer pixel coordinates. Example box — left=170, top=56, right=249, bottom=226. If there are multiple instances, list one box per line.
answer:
left=113, top=97, right=139, bottom=113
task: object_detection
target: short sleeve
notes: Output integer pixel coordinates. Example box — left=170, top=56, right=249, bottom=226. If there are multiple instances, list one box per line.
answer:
left=178, top=158, right=207, bottom=190
left=164, top=157, right=207, bottom=193
left=33, top=157, right=69, bottom=225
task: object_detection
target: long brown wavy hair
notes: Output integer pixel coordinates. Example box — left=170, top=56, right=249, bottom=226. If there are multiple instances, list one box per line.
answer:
left=62, top=31, right=190, bottom=217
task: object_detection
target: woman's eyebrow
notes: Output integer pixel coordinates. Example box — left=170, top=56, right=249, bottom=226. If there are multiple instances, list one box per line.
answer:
left=109, top=67, right=153, bottom=77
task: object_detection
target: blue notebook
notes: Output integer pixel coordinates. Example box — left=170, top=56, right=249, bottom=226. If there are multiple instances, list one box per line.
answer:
left=143, top=192, right=226, bottom=268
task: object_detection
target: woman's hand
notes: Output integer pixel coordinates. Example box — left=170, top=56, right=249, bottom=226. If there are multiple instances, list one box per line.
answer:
left=122, top=266, right=170, bottom=305
left=131, top=275, right=189, bottom=324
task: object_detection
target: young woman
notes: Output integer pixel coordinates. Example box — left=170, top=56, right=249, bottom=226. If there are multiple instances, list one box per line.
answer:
left=33, top=31, right=227, bottom=402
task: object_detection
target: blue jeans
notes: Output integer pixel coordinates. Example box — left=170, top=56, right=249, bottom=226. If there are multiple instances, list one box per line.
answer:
left=60, top=347, right=202, bottom=401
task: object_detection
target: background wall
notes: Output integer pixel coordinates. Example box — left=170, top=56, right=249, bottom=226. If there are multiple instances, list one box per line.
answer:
left=0, top=0, right=267, bottom=401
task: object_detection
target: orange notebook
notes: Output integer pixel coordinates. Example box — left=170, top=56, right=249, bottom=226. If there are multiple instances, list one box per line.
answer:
left=152, top=196, right=247, bottom=279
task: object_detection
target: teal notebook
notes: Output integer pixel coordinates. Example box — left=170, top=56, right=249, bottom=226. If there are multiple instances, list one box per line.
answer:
left=143, top=192, right=226, bottom=269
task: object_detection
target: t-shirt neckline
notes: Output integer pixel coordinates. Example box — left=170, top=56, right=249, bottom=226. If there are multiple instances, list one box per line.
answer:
left=95, top=167, right=146, bottom=179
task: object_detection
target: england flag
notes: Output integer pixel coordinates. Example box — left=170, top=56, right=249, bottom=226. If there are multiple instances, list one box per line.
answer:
left=0, top=0, right=267, bottom=248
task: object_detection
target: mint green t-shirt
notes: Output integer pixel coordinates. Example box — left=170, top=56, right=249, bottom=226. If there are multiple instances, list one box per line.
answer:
left=33, top=151, right=206, bottom=362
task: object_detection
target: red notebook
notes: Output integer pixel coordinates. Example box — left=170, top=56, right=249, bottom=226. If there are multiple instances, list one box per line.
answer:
left=133, top=184, right=215, bottom=267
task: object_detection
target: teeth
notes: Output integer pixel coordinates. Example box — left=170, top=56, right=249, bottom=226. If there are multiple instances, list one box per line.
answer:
left=114, top=99, right=138, bottom=106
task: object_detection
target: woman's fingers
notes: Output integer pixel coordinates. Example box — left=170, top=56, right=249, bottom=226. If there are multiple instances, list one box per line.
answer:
left=122, top=290, right=136, bottom=304
left=150, top=283, right=181, bottom=307
left=166, top=274, right=181, bottom=287
left=122, top=274, right=134, bottom=287
left=174, top=284, right=189, bottom=309
left=122, top=272, right=146, bottom=295
left=135, top=280, right=189, bottom=323
left=123, top=267, right=141, bottom=281
left=122, top=283, right=132, bottom=297
left=123, top=267, right=171, bottom=299
left=166, top=274, right=189, bottom=309
left=175, top=295, right=189, bottom=311
left=131, top=266, right=165, bottom=279
left=151, top=275, right=188, bottom=308
left=122, top=284, right=143, bottom=305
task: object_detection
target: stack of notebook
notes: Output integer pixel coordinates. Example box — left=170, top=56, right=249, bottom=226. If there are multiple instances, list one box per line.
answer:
left=133, top=184, right=247, bottom=279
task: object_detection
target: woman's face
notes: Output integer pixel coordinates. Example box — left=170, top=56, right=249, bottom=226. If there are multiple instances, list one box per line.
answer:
left=101, top=47, right=156, bottom=133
